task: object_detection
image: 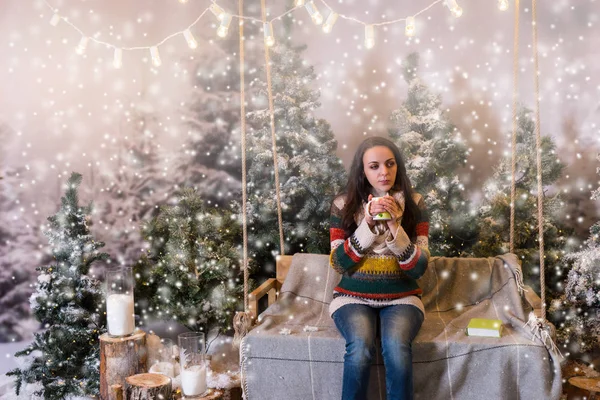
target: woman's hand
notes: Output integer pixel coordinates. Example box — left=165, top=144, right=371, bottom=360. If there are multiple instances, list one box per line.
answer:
left=364, top=194, right=378, bottom=228
left=379, top=195, right=404, bottom=234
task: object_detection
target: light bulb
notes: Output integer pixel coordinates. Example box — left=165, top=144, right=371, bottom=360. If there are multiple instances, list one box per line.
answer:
left=179, top=0, right=188, bottom=3
left=498, top=0, right=509, bottom=11
left=210, top=4, right=225, bottom=20
left=305, top=2, right=323, bottom=25
left=323, top=12, right=338, bottom=33
left=264, top=22, right=275, bottom=47
left=113, top=48, right=122, bottom=69
left=295, top=0, right=305, bottom=6
left=150, top=46, right=161, bottom=67
left=183, top=29, right=197, bottom=49
left=445, top=0, right=463, bottom=17
left=364, top=25, right=374, bottom=49
left=405, top=16, right=415, bottom=36
left=75, top=36, right=89, bottom=55
left=217, top=13, right=232, bottom=37
left=49, top=13, right=61, bottom=27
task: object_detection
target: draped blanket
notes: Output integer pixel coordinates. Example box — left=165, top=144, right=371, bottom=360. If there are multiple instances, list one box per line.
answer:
left=240, top=253, right=562, bottom=400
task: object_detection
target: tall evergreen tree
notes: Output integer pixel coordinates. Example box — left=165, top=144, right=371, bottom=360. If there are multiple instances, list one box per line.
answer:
left=388, top=52, right=477, bottom=256
left=8, top=173, right=109, bottom=399
left=173, top=4, right=264, bottom=206
left=96, top=104, right=169, bottom=268
left=134, top=188, right=252, bottom=338
left=241, top=38, right=346, bottom=272
left=175, top=18, right=346, bottom=274
left=553, top=153, right=600, bottom=359
left=470, top=107, right=574, bottom=296
left=0, top=124, right=41, bottom=342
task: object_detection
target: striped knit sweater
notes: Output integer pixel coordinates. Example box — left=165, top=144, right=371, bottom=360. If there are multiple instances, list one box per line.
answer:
left=329, top=191, right=430, bottom=315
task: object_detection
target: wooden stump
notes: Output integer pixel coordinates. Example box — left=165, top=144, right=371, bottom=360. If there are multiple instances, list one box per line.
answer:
left=124, top=373, right=172, bottom=400
left=100, top=331, right=147, bottom=400
left=109, top=384, right=124, bottom=400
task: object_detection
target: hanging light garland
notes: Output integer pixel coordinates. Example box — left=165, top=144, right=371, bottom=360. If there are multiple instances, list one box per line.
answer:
left=41, top=0, right=508, bottom=68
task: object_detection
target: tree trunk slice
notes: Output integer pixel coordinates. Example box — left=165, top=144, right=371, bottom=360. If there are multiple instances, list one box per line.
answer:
left=173, top=388, right=223, bottom=399
left=100, top=331, right=147, bottom=400
left=124, top=373, right=172, bottom=400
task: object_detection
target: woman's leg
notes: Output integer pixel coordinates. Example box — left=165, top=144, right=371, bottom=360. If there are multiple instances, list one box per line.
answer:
left=379, top=305, right=424, bottom=400
left=332, top=304, right=377, bottom=400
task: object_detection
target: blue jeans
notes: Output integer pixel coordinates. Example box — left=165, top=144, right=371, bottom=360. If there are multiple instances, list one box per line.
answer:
left=332, top=304, right=424, bottom=400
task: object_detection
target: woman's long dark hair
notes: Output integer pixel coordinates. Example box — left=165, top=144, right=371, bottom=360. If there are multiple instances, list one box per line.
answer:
left=340, top=136, right=421, bottom=239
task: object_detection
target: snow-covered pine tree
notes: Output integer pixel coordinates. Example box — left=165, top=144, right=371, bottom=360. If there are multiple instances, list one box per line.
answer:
left=134, top=188, right=253, bottom=338
left=388, top=52, right=477, bottom=256
left=7, top=172, right=109, bottom=399
left=242, top=36, right=347, bottom=271
left=96, top=103, right=169, bottom=268
left=173, top=3, right=264, bottom=207
left=470, top=107, right=573, bottom=296
left=0, top=123, right=41, bottom=342
left=175, top=15, right=345, bottom=274
left=554, top=153, right=600, bottom=359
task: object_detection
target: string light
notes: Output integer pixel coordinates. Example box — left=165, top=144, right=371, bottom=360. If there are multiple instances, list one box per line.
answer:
left=209, top=3, right=226, bottom=21
left=322, top=11, right=338, bottom=33
left=498, top=0, right=509, bottom=11
left=150, top=46, right=161, bottom=67
left=305, top=1, right=323, bottom=25
left=263, top=22, right=275, bottom=47
left=41, top=0, right=497, bottom=68
left=75, top=36, right=89, bottom=55
left=113, top=48, right=123, bottom=69
left=364, top=25, right=374, bottom=49
left=445, top=0, right=463, bottom=17
left=183, top=29, right=198, bottom=49
left=49, top=13, right=60, bottom=27
left=217, top=13, right=232, bottom=37
left=405, top=16, right=415, bottom=36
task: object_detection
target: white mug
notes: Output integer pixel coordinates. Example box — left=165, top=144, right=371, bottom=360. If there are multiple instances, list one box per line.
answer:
left=367, top=197, right=392, bottom=221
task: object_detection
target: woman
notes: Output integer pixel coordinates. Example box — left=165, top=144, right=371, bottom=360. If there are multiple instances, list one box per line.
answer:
left=329, top=136, right=430, bottom=400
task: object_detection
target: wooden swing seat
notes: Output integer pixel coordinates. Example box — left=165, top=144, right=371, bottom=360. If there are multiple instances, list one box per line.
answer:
left=241, top=253, right=562, bottom=400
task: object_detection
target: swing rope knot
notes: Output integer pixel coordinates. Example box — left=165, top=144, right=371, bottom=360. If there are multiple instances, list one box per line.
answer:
left=233, top=311, right=254, bottom=349
left=524, top=312, right=562, bottom=359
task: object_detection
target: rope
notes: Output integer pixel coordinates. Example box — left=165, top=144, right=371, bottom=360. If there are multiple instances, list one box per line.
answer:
left=531, top=0, right=546, bottom=321
left=509, top=0, right=520, bottom=254
left=260, top=0, right=286, bottom=256
left=233, top=0, right=253, bottom=350
left=238, top=0, right=250, bottom=314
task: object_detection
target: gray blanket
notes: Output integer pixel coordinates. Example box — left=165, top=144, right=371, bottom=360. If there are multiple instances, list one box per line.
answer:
left=240, top=253, right=562, bottom=400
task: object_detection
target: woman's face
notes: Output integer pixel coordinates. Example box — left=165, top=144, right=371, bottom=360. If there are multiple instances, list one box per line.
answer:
left=362, top=146, right=397, bottom=196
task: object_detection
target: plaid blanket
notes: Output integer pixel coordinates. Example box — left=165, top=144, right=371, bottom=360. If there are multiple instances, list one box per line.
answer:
left=240, top=253, right=562, bottom=400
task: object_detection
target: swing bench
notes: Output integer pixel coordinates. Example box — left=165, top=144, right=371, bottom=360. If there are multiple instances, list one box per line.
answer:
left=240, top=253, right=562, bottom=400
left=232, top=1, right=562, bottom=398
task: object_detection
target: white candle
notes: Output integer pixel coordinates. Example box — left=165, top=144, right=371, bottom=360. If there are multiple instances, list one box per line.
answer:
left=181, top=364, right=207, bottom=396
left=107, top=293, right=134, bottom=336
left=149, top=361, right=175, bottom=378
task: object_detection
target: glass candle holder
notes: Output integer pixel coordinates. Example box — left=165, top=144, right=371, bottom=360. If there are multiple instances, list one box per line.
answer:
left=149, top=338, right=175, bottom=377
left=106, top=266, right=135, bottom=337
left=178, top=332, right=208, bottom=398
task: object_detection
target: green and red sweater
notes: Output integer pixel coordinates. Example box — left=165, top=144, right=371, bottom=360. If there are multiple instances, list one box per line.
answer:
left=329, top=191, right=430, bottom=307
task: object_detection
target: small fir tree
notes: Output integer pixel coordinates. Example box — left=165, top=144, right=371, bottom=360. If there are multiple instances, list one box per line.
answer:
left=134, top=188, right=253, bottom=338
left=553, top=153, right=600, bottom=359
left=7, top=172, right=109, bottom=399
left=388, top=52, right=478, bottom=256
left=470, top=107, right=573, bottom=297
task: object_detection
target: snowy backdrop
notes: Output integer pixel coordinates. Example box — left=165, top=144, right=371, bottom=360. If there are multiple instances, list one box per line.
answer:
left=1, top=0, right=600, bottom=395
